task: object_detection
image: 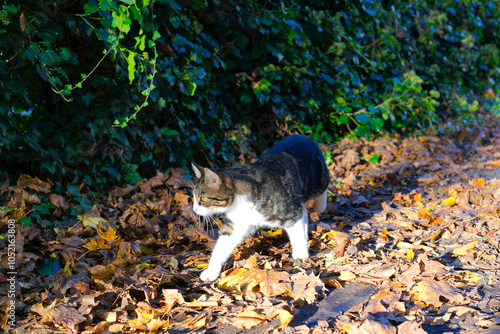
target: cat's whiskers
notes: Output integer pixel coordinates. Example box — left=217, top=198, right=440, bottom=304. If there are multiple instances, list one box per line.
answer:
left=195, top=213, right=218, bottom=237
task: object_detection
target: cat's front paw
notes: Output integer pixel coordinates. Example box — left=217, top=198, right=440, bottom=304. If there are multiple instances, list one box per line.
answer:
left=200, top=267, right=221, bottom=282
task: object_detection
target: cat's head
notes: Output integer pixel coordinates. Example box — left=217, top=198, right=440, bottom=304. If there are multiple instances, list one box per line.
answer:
left=191, top=163, right=234, bottom=216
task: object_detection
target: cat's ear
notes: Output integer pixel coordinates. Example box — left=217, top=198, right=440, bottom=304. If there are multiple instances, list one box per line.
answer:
left=204, top=168, right=221, bottom=190
left=191, top=163, right=204, bottom=179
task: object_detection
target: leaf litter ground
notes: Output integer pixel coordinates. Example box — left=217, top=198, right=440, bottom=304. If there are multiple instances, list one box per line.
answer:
left=1, top=126, right=500, bottom=333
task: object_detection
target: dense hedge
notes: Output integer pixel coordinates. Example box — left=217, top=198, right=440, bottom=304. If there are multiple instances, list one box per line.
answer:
left=1, top=0, right=499, bottom=189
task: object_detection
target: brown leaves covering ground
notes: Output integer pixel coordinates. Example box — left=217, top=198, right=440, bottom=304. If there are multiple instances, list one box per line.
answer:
left=0, top=126, right=500, bottom=333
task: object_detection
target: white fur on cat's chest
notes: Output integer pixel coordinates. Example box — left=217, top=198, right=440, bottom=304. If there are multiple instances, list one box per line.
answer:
left=225, top=194, right=270, bottom=229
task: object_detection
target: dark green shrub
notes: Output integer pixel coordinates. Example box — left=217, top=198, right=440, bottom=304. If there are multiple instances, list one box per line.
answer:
left=1, top=0, right=499, bottom=188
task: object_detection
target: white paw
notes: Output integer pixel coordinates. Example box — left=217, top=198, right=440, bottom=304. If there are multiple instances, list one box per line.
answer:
left=200, top=267, right=221, bottom=281
left=292, top=249, right=309, bottom=260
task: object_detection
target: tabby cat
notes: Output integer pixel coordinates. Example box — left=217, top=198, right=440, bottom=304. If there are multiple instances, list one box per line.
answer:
left=192, top=134, right=330, bottom=281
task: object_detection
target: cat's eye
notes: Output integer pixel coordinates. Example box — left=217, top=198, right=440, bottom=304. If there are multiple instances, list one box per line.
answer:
left=200, top=196, right=207, bottom=202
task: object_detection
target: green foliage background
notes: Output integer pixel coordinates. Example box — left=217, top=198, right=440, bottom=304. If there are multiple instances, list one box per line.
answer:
left=1, top=0, right=500, bottom=189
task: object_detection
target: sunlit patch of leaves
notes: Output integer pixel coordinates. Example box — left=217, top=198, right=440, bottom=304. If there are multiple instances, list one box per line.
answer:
left=0, top=126, right=500, bottom=333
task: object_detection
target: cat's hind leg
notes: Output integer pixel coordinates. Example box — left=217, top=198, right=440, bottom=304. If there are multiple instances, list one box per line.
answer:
left=313, top=189, right=328, bottom=213
left=285, top=208, right=309, bottom=259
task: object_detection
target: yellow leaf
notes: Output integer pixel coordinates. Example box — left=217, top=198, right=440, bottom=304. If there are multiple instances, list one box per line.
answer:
left=338, top=270, right=357, bottom=281
left=405, top=249, right=415, bottom=260
left=471, top=178, right=485, bottom=187
left=453, top=241, right=478, bottom=256
left=266, top=229, right=282, bottom=236
left=442, top=196, right=457, bottom=207
left=97, top=226, right=119, bottom=242
left=218, top=267, right=291, bottom=297
left=418, top=207, right=435, bottom=221
left=431, top=230, right=441, bottom=242
left=277, top=309, right=293, bottom=328
left=79, top=214, right=106, bottom=229
left=84, top=237, right=109, bottom=250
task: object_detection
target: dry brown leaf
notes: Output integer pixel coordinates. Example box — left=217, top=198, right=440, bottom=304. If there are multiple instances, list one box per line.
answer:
left=17, top=174, right=52, bottom=193
left=166, top=168, right=195, bottom=189
left=109, top=324, right=125, bottom=332
left=219, top=267, right=291, bottom=297
left=411, top=279, right=464, bottom=307
left=88, top=264, right=115, bottom=280
left=41, top=304, right=86, bottom=333
left=174, top=190, right=190, bottom=205
left=342, top=318, right=396, bottom=334
left=417, top=173, right=440, bottom=185
left=162, top=289, right=185, bottom=313
left=397, top=321, right=427, bottom=334
left=291, top=272, right=325, bottom=306
left=49, top=194, right=69, bottom=210
left=109, top=184, right=137, bottom=198
left=452, top=241, right=478, bottom=256
left=398, top=263, right=421, bottom=288
left=233, top=308, right=267, bottom=329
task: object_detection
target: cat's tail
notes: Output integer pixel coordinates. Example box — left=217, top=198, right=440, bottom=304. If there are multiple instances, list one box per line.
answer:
left=313, top=189, right=328, bottom=213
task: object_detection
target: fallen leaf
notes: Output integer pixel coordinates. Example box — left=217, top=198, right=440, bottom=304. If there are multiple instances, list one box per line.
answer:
left=233, top=309, right=267, bottom=329
left=397, top=320, right=427, bottom=334
left=291, top=272, right=325, bottom=306
left=41, top=304, right=86, bottom=333
left=411, top=279, right=463, bottom=307
left=470, top=178, right=486, bottom=187
left=219, top=267, right=291, bottom=297
left=49, top=194, right=69, bottom=210
left=342, top=318, right=396, bottom=334
left=338, top=270, right=357, bottom=281
left=17, top=174, right=52, bottom=193
left=79, top=207, right=106, bottom=229
left=442, top=196, right=457, bottom=207
left=166, top=168, right=194, bottom=189
left=162, top=289, right=185, bottom=313
left=417, top=173, right=440, bottom=185
left=452, top=241, right=478, bottom=256
left=276, top=308, right=293, bottom=328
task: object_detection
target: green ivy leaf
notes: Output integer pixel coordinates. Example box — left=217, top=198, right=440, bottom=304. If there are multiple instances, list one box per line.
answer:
left=37, top=257, right=62, bottom=276
left=112, top=6, right=131, bottom=34
left=99, top=0, right=116, bottom=11
left=369, top=153, right=379, bottom=164
left=160, top=127, right=180, bottom=136
left=127, top=51, right=137, bottom=83
left=84, top=3, right=99, bottom=14
left=40, top=48, right=61, bottom=67
left=186, top=81, right=197, bottom=96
